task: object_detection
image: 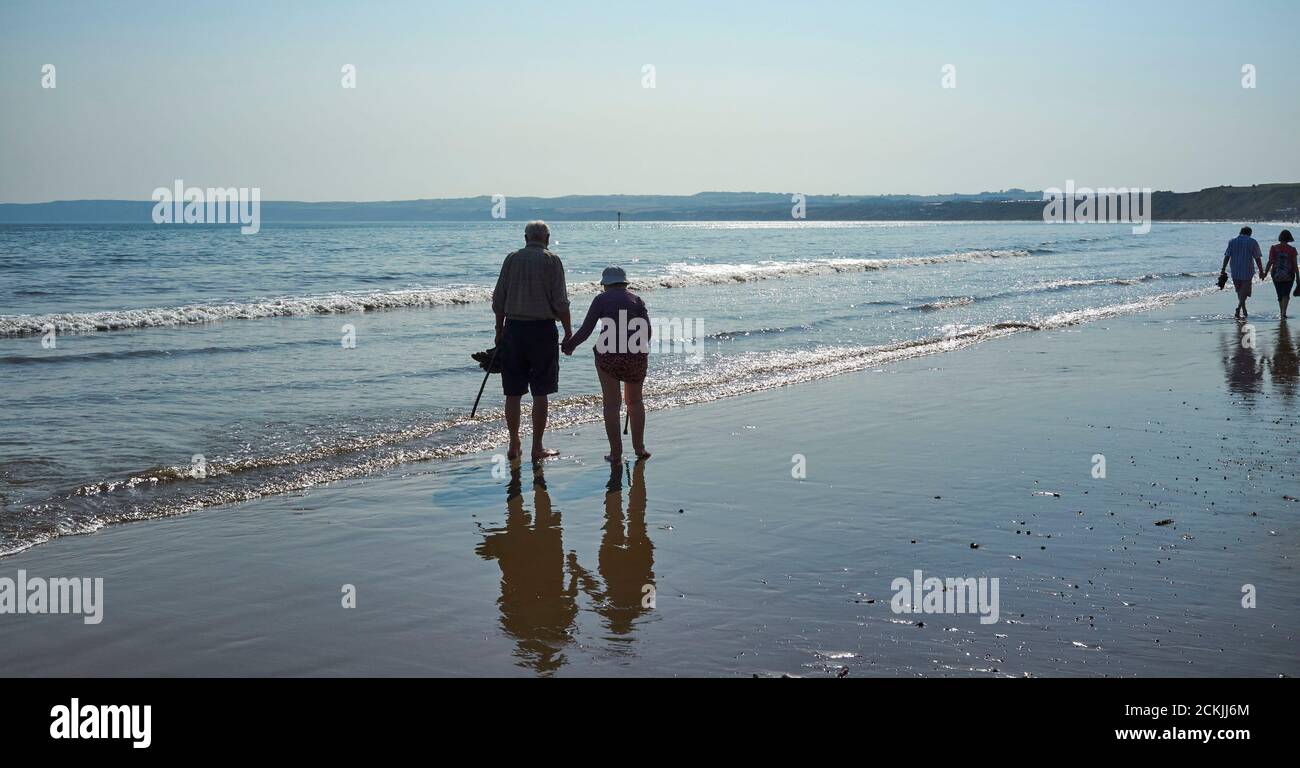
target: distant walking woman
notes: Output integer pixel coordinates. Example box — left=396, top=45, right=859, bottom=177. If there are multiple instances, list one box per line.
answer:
left=1264, top=230, right=1298, bottom=319
left=562, top=267, right=651, bottom=462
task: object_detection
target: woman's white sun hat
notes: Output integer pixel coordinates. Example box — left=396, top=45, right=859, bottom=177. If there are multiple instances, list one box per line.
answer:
left=600, top=266, right=629, bottom=285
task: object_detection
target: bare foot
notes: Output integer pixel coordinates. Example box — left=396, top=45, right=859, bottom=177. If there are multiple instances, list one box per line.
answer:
left=507, top=440, right=522, bottom=461
left=532, top=447, right=559, bottom=462
left=605, top=453, right=622, bottom=463
left=634, top=446, right=651, bottom=459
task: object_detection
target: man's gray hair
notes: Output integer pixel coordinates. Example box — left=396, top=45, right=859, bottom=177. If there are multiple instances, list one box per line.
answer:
left=524, top=220, right=550, bottom=244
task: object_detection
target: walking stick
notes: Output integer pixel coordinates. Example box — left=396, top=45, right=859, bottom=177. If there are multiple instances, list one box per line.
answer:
left=623, top=412, right=629, bottom=435
left=470, top=347, right=498, bottom=419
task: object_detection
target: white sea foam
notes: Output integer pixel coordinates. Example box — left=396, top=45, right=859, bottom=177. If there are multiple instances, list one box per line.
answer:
left=1030, top=272, right=1212, bottom=291
left=912, top=297, right=976, bottom=311
left=0, top=285, right=498, bottom=336
left=0, top=249, right=1033, bottom=337
left=650, top=249, right=1031, bottom=287
left=903, top=271, right=1211, bottom=312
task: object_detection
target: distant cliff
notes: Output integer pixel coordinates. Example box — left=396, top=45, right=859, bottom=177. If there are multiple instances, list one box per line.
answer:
left=1, top=184, right=1295, bottom=223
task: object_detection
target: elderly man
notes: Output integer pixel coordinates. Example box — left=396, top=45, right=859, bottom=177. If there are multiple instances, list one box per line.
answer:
left=492, top=221, right=572, bottom=461
left=1221, top=226, right=1265, bottom=319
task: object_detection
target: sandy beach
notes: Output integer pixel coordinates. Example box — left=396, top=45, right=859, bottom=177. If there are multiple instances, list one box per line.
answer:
left=1, top=291, right=1294, bottom=677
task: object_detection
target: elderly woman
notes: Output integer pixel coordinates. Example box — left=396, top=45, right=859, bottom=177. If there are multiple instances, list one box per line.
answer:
left=1263, top=230, right=1298, bottom=319
left=562, top=266, right=651, bottom=462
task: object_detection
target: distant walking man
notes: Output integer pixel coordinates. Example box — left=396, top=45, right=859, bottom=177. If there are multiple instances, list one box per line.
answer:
left=492, top=221, right=572, bottom=461
left=1221, top=226, right=1265, bottom=319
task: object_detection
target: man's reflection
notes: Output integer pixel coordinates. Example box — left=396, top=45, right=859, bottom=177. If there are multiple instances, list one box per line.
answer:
left=1221, top=323, right=1264, bottom=403
left=474, top=462, right=578, bottom=675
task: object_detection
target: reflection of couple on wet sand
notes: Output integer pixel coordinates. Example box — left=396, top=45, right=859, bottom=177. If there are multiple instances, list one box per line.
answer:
left=1222, top=317, right=1300, bottom=404
left=474, top=460, right=655, bottom=674
left=489, top=221, right=650, bottom=464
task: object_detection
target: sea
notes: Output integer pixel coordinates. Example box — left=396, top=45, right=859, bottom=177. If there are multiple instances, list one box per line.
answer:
left=0, top=220, right=1265, bottom=556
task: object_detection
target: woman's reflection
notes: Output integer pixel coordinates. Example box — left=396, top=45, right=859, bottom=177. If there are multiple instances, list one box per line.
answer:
left=591, top=459, right=656, bottom=637
left=1265, top=320, right=1299, bottom=402
left=567, top=460, right=658, bottom=642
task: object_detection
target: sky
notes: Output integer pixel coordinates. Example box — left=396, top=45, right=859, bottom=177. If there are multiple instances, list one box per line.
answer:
left=1, top=0, right=1298, bottom=202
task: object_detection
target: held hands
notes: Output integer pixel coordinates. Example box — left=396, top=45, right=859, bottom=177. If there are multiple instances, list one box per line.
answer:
left=561, top=331, right=574, bottom=356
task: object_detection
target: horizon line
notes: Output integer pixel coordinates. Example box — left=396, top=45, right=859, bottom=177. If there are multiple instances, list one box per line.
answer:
left=3, top=182, right=1298, bottom=207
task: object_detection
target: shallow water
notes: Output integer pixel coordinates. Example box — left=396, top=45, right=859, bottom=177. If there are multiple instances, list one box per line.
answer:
left=0, top=221, right=1273, bottom=555
left=0, top=293, right=1292, bottom=677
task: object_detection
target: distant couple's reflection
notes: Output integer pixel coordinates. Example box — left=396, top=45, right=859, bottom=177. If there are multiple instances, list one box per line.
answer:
left=1221, top=319, right=1299, bottom=403
left=474, top=460, right=655, bottom=674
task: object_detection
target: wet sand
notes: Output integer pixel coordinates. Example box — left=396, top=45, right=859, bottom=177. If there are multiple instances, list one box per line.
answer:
left=1, top=292, right=1296, bottom=676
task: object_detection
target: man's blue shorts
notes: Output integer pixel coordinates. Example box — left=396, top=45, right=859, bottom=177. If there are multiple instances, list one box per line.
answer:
left=500, top=318, right=559, bottom=397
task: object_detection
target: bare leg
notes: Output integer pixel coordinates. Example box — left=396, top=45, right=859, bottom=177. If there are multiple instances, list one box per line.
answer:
left=531, top=395, right=557, bottom=462
left=1280, top=292, right=1290, bottom=319
left=597, top=366, right=622, bottom=461
left=625, top=379, right=649, bottom=458
left=505, top=395, right=522, bottom=459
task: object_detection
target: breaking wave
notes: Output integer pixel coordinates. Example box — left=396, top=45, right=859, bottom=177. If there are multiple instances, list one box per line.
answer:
left=903, top=270, right=1211, bottom=312
left=0, top=249, right=1034, bottom=337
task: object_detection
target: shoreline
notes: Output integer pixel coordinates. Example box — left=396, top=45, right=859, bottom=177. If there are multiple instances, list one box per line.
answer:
left=1, top=291, right=1296, bottom=676
left=0, top=286, right=1217, bottom=558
